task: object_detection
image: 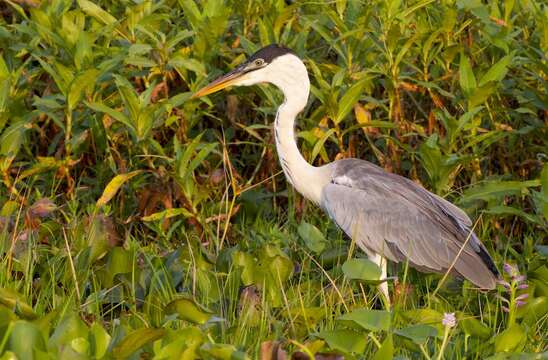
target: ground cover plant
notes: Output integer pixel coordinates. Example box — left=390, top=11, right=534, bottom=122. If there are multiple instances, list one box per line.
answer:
left=0, top=0, right=546, bottom=358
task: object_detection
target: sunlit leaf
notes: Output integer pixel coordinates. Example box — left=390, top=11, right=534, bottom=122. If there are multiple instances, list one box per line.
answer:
left=459, top=54, right=476, bottom=97
left=89, top=322, right=111, bottom=359
left=199, top=343, right=250, bottom=360
left=372, top=334, right=393, bottom=360
left=460, top=317, right=491, bottom=338
left=342, top=258, right=382, bottom=282
left=339, top=309, right=391, bottom=332
left=165, top=297, right=213, bottom=324
left=96, top=171, right=142, bottom=208
left=112, top=328, right=166, bottom=359
left=317, top=329, right=367, bottom=354
left=395, top=324, right=437, bottom=345
left=7, top=321, right=46, bottom=360
left=297, top=221, right=327, bottom=254
left=478, top=55, right=512, bottom=86
left=77, top=0, right=116, bottom=25
left=494, top=324, right=526, bottom=353
left=335, top=79, right=368, bottom=124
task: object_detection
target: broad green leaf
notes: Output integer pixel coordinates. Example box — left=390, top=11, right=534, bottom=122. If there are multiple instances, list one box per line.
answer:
left=0, top=288, right=36, bottom=319
left=339, top=309, right=391, bottom=332
left=395, top=324, right=437, bottom=345
left=335, top=79, right=368, bottom=124
left=96, top=170, right=141, bottom=208
left=142, top=208, right=193, bottom=222
left=459, top=54, right=476, bottom=97
left=8, top=321, right=46, bottom=360
left=112, top=328, right=166, bottom=359
left=372, top=334, right=393, bottom=360
left=460, top=317, right=491, bottom=338
left=68, top=69, right=99, bottom=110
left=199, top=343, right=250, bottom=360
left=77, top=0, right=116, bottom=25
left=89, top=322, right=111, bottom=359
left=49, top=313, right=89, bottom=351
left=342, top=258, right=382, bottom=282
left=297, top=221, right=327, bottom=254
left=317, top=329, right=367, bottom=354
left=517, top=296, right=548, bottom=325
left=310, top=128, right=335, bottom=163
left=486, top=205, right=543, bottom=225
left=0, top=55, right=9, bottom=79
left=479, top=55, right=512, bottom=86
left=460, top=180, right=541, bottom=204
left=494, top=324, right=526, bottom=353
left=0, top=121, right=27, bottom=159
left=106, top=247, right=133, bottom=276
left=85, top=101, right=136, bottom=134
left=71, top=337, right=89, bottom=355
left=114, top=75, right=140, bottom=123
left=165, top=297, right=213, bottom=324
left=402, top=308, right=443, bottom=325
left=169, top=57, right=206, bottom=75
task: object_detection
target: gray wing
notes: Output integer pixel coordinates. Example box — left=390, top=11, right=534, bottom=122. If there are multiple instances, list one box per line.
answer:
left=321, top=159, right=499, bottom=289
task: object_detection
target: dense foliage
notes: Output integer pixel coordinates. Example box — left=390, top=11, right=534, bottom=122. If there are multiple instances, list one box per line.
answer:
left=0, top=0, right=546, bottom=358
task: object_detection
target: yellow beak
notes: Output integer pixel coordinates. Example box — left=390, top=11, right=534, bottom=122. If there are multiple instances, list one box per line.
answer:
left=192, top=68, right=245, bottom=98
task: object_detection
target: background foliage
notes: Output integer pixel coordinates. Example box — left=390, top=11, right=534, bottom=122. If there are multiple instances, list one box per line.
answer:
left=0, top=0, right=546, bottom=358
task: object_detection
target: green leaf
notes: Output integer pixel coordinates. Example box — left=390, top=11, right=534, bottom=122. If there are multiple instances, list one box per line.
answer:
left=479, top=55, right=513, bottom=87
left=317, top=329, right=367, bottom=354
left=339, top=309, right=391, bottom=332
left=71, top=337, right=89, bottom=355
left=402, top=308, right=443, bottom=325
left=77, top=0, right=117, bottom=26
left=460, top=317, right=491, bottom=338
left=459, top=54, right=476, bottom=97
left=372, top=334, right=393, bottom=360
left=297, top=221, right=327, bottom=254
left=342, top=258, right=382, bottom=282
left=0, top=288, right=36, bottom=319
left=395, top=324, right=437, bottom=345
left=141, top=208, right=193, bottom=222
left=96, top=170, right=142, bottom=208
left=7, top=321, right=47, bottom=360
left=49, top=313, right=89, bottom=351
left=114, top=75, right=140, bottom=123
left=460, top=179, right=541, bottom=204
left=112, top=328, right=166, bottom=359
left=518, top=296, right=548, bottom=325
left=199, top=343, right=250, bottom=360
left=165, top=297, right=213, bottom=324
left=494, top=324, right=526, bottom=353
left=85, top=101, right=136, bottom=135
left=68, top=69, right=99, bottom=110
left=335, top=79, right=368, bottom=124
left=89, top=322, right=111, bottom=359
left=106, top=247, right=133, bottom=277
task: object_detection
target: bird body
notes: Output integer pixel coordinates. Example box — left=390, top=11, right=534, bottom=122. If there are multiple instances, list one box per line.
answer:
left=193, top=44, right=499, bottom=298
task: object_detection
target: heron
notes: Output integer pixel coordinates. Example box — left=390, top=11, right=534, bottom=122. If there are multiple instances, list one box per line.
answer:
left=193, top=44, right=499, bottom=302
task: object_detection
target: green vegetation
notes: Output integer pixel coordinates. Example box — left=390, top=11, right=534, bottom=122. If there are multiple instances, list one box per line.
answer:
left=0, top=0, right=546, bottom=358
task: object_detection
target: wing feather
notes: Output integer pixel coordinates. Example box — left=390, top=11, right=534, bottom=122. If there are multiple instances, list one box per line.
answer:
left=321, top=159, right=498, bottom=289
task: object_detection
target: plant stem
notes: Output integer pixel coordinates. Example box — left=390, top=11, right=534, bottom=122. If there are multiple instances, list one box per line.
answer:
left=436, top=326, right=451, bottom=360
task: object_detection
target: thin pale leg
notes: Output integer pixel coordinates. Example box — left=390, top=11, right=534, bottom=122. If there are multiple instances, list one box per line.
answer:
left=370, top=253, right=390, bottom=307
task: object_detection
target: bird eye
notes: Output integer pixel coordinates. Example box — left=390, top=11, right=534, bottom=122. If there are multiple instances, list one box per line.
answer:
left=254, top=59, right=264, bottom=67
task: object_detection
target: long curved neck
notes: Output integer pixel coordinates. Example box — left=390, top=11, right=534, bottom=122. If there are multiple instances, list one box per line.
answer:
left=271, top=59, right=324, bottom=204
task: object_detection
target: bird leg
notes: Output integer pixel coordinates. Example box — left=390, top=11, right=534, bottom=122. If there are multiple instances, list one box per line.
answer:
left=370, top=253, right=390, bottom=308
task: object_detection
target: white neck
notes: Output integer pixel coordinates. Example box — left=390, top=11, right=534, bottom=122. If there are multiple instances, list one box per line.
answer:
left=266, top=55, right=325, bottom=204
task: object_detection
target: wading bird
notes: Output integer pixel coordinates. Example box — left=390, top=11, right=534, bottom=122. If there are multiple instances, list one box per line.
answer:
left=193, top=44, right=499, bottom=302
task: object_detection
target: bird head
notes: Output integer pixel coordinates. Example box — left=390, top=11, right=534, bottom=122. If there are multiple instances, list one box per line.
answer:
left=192, top=44, right=307, bottom=98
